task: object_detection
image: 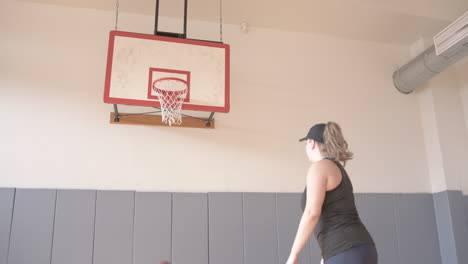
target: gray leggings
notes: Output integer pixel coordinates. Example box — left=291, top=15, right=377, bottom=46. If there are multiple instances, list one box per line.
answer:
left=325, top=244, right=378, bottom=264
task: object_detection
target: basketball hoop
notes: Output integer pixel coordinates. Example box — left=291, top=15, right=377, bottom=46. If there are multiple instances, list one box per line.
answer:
left=152, top=77, right=188, bottom=126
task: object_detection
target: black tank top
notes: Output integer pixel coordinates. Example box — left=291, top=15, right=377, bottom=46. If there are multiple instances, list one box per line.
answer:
left=301, top=158, right=374, bottom=260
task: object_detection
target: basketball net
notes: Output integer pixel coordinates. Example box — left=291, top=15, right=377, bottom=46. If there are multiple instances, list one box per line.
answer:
left=152, top=78, right=188, bottom=126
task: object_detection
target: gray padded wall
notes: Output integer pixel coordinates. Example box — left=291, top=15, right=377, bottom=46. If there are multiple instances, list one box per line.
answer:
left=0, top=188, right=458, bottom=264
left=51, top=190, right=96, bottom=264
left=8, top=189, right=56, bottom=264
left=309, top=237, right=322, bottom=263
left=395, top=193, right=441, bottom=264
left=465, top=195, right=468, bottom=227
left=434, top=191, right=461, bottom=264
left=208, top=193, right=244, bottom=264
left=243, top=193, right=279, bottom=264
left=446, top=191, right=468, bottom=263
left=355, top=193, right=442, bottom=264
left=354, top=193, right=400, bottom=264
left=93, top=191, right=135, bottom=264
left=133, top=192, right=172, bottom=264
left=172, top=193, right=208, bottom=264
left=276, top=193, right=312, bottom=264
left=0, top=188, right=15, bottom=264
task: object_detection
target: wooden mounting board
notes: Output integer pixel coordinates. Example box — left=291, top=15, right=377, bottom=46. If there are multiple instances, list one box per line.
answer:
left=109, top=113, right=215, bottom=129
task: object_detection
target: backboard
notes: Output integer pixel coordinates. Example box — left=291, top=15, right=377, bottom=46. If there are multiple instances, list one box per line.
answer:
left=104, top=31, right=230, bottom=113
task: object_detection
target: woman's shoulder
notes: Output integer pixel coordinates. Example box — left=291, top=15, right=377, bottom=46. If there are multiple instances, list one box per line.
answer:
left=307, top=159, right=333, bottom=178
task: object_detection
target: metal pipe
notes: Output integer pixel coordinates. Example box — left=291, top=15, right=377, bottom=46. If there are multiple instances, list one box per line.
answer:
left=113, top=104, right=120, bottom=122
left=393, top=42, right=468, bottom=94
left=183, top=0, right=188, bottom=38
left=154, top=0, right=159, bottom=35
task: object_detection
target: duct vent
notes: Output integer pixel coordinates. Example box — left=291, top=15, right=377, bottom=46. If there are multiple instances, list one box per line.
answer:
left=434, top=10, right=468, bottom=55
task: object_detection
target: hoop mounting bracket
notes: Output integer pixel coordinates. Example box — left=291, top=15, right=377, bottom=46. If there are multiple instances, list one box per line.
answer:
left=110, top=104, right=216, bottom=129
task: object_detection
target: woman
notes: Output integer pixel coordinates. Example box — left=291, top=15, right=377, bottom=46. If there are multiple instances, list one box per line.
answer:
left=286, top=122, right=377, bottom=264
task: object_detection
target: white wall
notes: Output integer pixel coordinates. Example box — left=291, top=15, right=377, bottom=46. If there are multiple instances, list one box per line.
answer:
left=417, top=66, right=468, bottom=193
left=0, top=0, right=431, bottom=193
left=417, top=86, right=447, bottom=193
left=455, top=60, right=468, bottom=194
left=457, top=60, right=468, bottom=146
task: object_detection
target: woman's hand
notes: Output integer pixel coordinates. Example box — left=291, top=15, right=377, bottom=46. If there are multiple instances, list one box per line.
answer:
left=286, top=254, right=298, bottom=264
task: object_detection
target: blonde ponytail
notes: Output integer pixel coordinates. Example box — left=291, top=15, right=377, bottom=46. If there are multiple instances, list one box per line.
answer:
left=319, top=122, right=353, bottom=165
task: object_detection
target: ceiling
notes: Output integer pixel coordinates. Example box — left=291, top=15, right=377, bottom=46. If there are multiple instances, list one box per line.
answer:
left=18, top=0, right=468, bottom=45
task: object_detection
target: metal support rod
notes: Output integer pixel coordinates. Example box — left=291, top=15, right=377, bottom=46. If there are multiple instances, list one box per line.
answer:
left=180, top=113, right=206, bottom=121
left=183, top=0, right=188, bottom=37
left=219, top=0, right=223, bottom=42
left=113, top=104, right=120, bottom=122
left=118, top=111, right=162, bottom=117
left=154, top=0, right=159, bottom=35
left=205, top=112, right=215, bottom=127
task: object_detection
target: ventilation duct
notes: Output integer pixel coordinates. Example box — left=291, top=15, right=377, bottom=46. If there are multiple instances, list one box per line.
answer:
left=393, top=11, right=468, bottom=94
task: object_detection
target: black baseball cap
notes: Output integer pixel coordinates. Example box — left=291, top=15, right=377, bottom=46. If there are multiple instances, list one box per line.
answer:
left=299, top=123, right=326, bottom=143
